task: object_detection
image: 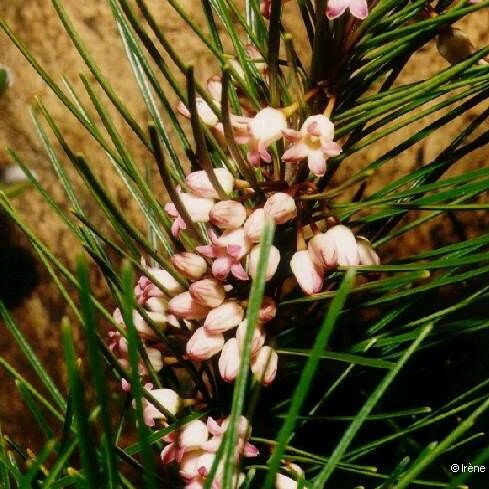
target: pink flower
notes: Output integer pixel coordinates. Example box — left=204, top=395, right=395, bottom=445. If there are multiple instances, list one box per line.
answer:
left=165, top=202, right=188, bottom=238
left=247, top=244, right=281, bottom=281
left=186, top=168, right=235, bottom=198
left=186, top=327, right=225, bottom=360
left=168, top=292, right=210, bottom=320
left=290, top=250, right=324, bottom=295
left=204, top=301, right=244, bottom=333
left=251, top=346, right=278, bottom=386
left=172, top=252, right=208, bottom=281
left=264, top=193, right=297, bottom=224
left=356, top=236, right=380, bottom=266
left=218, top=338, right=240, bottom=382
left=282, top=115, right=342, bottom=177
left=236, top=320, right=265, bottom=356
left=189, top=279, right=226, bottom=308
left=210, top=200, right=247, bottom=230
left=244, top=208, right=266, bottom=243
left=259, top=296, right=277, bottom=323
left=142, top=384, right=180, bottom=427
left=144, top=297, right=180, bottom=328
left=136, top=268, right=184, bottom=301
left=308, top=225, right=360, bottom=269
left=145, top=346, right=164, bottom=372
left=113, top=308, right=157, bottom=340
left=197, top=229, right=250, bottom=282
left=326, top=0, right=368, bottom=20
left=238, top=107, right=287, bottom=166
left=260, top=0, right=292, bottom=18
left=177, top=98, right=219, bottom=127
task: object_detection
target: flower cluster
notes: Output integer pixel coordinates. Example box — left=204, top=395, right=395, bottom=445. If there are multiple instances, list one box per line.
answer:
left=161, top=415, right=258, bottom=489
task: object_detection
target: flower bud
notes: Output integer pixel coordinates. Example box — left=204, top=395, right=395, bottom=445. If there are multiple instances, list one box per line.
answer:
left=236, top=320, right=265, bottom=356
left=145, top=346, right=164, bottom=372
left=172, top=252, right=207, bottom=281
left=276, top=473, right=298, bottom=489
left=247, top=244, right=280, bottom=281
left=178, top=191, right=215, bottom=222
left=186, top=168, right=234, bottom=198
left=204, top=301, right=245, bottom=333
left=437, top=27, right=474, bottom=65
left=251, top=346, right=278, bottom=386
left=259, top=296, right=277, bottom=323
left=168, top=292, right=210, bottom=320
left=218, top=338, right=240, bottom=382
left=210, top=200, right=247, bottom=230
left=147, top=268, right=184, bottom=295
left=264, top=193, right=297, bottom=224
left=178, top=419, right=209, bottom=450
left=244, top=208, right=266, bottom=243
left=356, top=236, right=380, bottom=266
left=143, top=386, right=180, bottom=426
left=177, top=98, right=218, bottom=127
left=309, top=225, right=359, bottom=269
left=189, top=278, right=226, bottom=307
left=290, top=250, right=323, bottom=295
left=186, top=327, right=225, bottom=360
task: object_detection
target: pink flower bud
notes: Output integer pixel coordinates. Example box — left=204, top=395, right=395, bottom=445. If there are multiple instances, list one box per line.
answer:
left=177, top=419, right=209, bottom=450
left=210, top=200, right=247, bottom=230
left=186, top=168, right=234, bottom=198
left=356, top=236, right=380, bottom=266
left=244, top=208, right=266, bottom=243
left=114, top=309, right=157, bottom=340
left=189, top=278, right=226, bottom=308
left=186, top=327, right=225, bottom=360
left=322, top=225, right=360, bottom=267
left=236, top=320, right=265, bottom=356
left=247, top=244, right=280, bottom=281
left=218, top=338, right=240, bottom=382
left=147, top=268, right=184, bottom=295
left=290, top=250, right=324, bottom=295
left=168, top=292, right=210, bottom=320
left=276, top=473, right=298, bottom=489
left=178, top=192, right=215, bottom=222
left=259, top=296, right=277, bottom=323
left=177, top=98, right=218, bottom=127
left=264, top=193, right=297, bottom=224
left=251, top=346, right=278, bottom=386
left=145, top=346, right=164, bottom=372
left=326, top=0, right=368, bottom=20
left=172, top=252, right=208, bottom=280
left=204, top=301, right=245, bottom=333
left=143, top=386, right=180, bottom=426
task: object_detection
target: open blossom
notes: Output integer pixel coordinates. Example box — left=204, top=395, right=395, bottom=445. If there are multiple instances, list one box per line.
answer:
left=326, top=0, right=368, bottom=20
left=247, top=244, right=281, bottom=281
left=218, top=338, right=240, bottom=382
left=264, top=193, right=297, bottom=224
left=197, top=229, right=250, bottom=281
left=204, top=301, right=244, bottom=333
left=186, top=327, right=225, bottom=360
left=290, top=250, right=324, bottom=295
left=239, top=107, right=287, bottom=166
left=283, top=115, right=342, bottom=177
left=251, top=346, right=278, bottom=386
left=142, top=384, right=180, bottom=427
left=186, top=168, right=234, bottom=198
left=210, top=200, right=247, bottom=230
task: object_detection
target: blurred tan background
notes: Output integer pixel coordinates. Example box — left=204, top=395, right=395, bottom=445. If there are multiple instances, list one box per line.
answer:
left=0, top=0, right=488, bottom=449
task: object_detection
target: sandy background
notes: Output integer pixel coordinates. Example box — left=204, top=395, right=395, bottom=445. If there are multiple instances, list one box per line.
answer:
left=0, top=1, right=488, bottom=449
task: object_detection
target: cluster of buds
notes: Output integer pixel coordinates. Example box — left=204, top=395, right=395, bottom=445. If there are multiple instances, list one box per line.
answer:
left=160, top=415, right=258, bottom=489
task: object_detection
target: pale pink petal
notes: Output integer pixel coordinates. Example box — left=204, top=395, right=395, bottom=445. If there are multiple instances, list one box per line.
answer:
left=307, top=150, right=327, bottom=177
left=322, top=141, right=343, bottom=157
left=196, top=244, right=217, bottom=258
left=247, top=150, right=261, bottom=167
left=326, top=0, right=349, bottom=19
left=212, top=256, right=232, bottom=281
left=282, top=128, right=302, bottom=142
left=350, top=0, right=369, bottom=19
left=282, top=143, right=309, bottom=162
left=244, top=442, right=260, bottom=457
left=231, top=263, right=250, bottom=281
left=207, top=417, right=224, bottom=436
left=258, top=142, right=272, bottom=163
